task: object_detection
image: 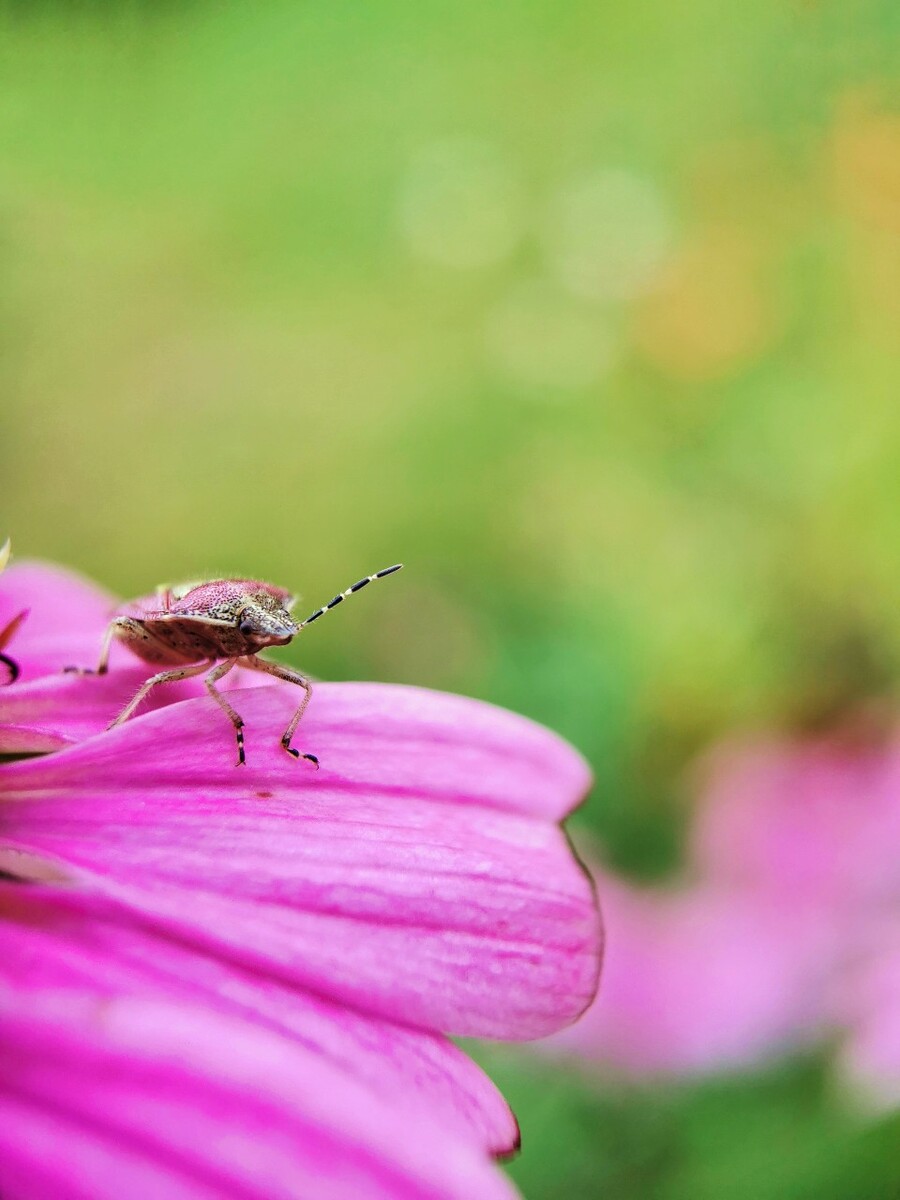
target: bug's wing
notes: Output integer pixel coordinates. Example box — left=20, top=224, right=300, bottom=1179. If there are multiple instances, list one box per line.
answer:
left=118, top=603, right=236, bottom=627
left=150, top=612, right=236, bottom=627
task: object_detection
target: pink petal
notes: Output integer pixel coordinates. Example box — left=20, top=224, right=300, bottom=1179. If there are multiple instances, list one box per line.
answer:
left=832, top=920, right=900, bottom=1111
left=1, top=883, right=518, bottom=1156
left=0, top=666, right=271, bottom=754
left=0, top=669, right=169, bottom=752
left=1, top=684, right=600, bottom=1039
left=0, top=561, right=117, bottom=680
left=548, top=869, right=830, bottom=1076
left=0, top=991, right=519, bottom=1200
left=692, top=735, right=900, bottom=912
left=0, top=558, right=191, bottom=753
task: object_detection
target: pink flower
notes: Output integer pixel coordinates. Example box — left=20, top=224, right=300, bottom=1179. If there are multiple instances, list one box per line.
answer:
left=693, top=734, right=900, bottom=918
left=0, top=984, right=521, bottom=1200
left=0, top=557, right=602, bottom=1195
left=550, top=868, right=828, bottom=1075
left=550, top=730, right=900, bottom=1106
left=835, top=919, right=900, bottom=1110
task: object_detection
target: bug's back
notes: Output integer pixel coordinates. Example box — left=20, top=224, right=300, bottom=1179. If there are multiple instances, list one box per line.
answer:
left=115, top=579, right=298, bottom=666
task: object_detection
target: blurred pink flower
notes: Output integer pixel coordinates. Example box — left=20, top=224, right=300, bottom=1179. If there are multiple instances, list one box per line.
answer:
left=551, top=870, right=829, bottom=1076
left=693, top=734, right=900, bottom=918
left=551, top=731, right=900, bottom=1106
left=0, top=558, right=602, bottom=1196
left=832, top=916, right=900, bottom=1110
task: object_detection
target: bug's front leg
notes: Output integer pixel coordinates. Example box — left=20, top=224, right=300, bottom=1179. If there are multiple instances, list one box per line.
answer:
left=203, top=659, right=247, bottom=766
left=240, top=655, right=318, bottom=767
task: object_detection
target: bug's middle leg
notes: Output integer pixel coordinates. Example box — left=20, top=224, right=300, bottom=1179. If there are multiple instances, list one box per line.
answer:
left=240, top=655, right=318, bottom=766
left=203, top=659, right=247, bottom=766
left=110, top=658, right=214, bottom=729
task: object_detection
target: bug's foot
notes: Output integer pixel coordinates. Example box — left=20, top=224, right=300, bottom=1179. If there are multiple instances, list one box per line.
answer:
left=235, top=720, right=246, bottom=767
left=282, top=739, right=319, bottom=768
left=63, top=665, right=108, bottom=677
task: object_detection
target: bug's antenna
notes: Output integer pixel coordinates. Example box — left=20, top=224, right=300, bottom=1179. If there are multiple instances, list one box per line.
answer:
left=298, top=564, right=403, bottom=629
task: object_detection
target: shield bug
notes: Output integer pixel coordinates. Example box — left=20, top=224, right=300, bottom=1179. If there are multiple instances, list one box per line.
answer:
left=76, top=564, right=403, bottom=765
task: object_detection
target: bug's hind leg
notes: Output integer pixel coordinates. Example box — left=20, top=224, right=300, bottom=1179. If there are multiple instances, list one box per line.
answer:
left=65, top=616, right=133, bottom=677
left=203, top=659, right=247, bottom=766
left=240, top=655, right=318, bottom=767
left=110, top=658, right=214, bottom=729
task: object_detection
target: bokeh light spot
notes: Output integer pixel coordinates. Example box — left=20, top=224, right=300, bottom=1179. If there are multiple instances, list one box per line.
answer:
left=544, top=168, right=674, bottom=301
left=484, top=279, right=616, bottom=395
left=397, top=138, right=524, bottom=270
left=634, top=225, right=776, bottom=382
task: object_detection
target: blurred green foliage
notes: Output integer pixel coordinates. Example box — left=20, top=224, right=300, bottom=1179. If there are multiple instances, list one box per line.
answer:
left=479, top=1049, right=900, bottom=1200
left=1, top=1, right=898, bottom=1195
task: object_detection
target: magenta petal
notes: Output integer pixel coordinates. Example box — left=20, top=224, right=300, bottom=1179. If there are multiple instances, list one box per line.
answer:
left=692, top=735, right=900, bottom=911
left=0, top=669, right=161, bottom=752
left=0, top=665, right=272, bottom=753
left=0, top=991, right=519, bottom=1200
left=0, top=562, right=117, bottom=680
left=0, top=559, right=140, bottom=751
left=6, top=679, right=593, bottom=818
left=1, top=884, right=519, bottom=1156
left=2, top=684, right=600, bottom=1038
left=549, top=869, right=830, bottom=1075
left=833, top=921, right=900, bottom=1111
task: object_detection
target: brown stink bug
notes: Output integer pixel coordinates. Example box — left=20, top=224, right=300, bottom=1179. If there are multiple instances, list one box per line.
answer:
left=75, top=565, right=403, bottom=766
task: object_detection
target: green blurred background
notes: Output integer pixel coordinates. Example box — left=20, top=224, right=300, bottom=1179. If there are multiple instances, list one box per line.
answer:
left=1, top=1, right=898, bottom=1195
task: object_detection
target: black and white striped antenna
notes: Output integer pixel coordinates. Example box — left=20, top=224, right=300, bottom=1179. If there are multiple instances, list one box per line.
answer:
left=298, top=564, right=403, bottom=629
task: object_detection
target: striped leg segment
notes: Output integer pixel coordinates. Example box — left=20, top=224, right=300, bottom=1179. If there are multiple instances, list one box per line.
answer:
left=240, top=655, right=317, bottom=766
left=204, top=659, right=246, bottom=766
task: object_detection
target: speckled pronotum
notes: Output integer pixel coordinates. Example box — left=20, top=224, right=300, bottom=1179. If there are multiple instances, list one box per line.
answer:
left=72, top=565, right=403, bottom=766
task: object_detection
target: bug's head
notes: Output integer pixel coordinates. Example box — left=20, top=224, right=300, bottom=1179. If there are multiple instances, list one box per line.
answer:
left=236, top=587, right=298, bottom=649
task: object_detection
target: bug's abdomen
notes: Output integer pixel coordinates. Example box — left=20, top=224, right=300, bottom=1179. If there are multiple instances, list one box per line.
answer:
left=113, top=617, right=221, bottom=665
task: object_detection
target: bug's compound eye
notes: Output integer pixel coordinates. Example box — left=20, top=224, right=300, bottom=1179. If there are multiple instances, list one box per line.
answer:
left=238, top=614, right=256, bottom=637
